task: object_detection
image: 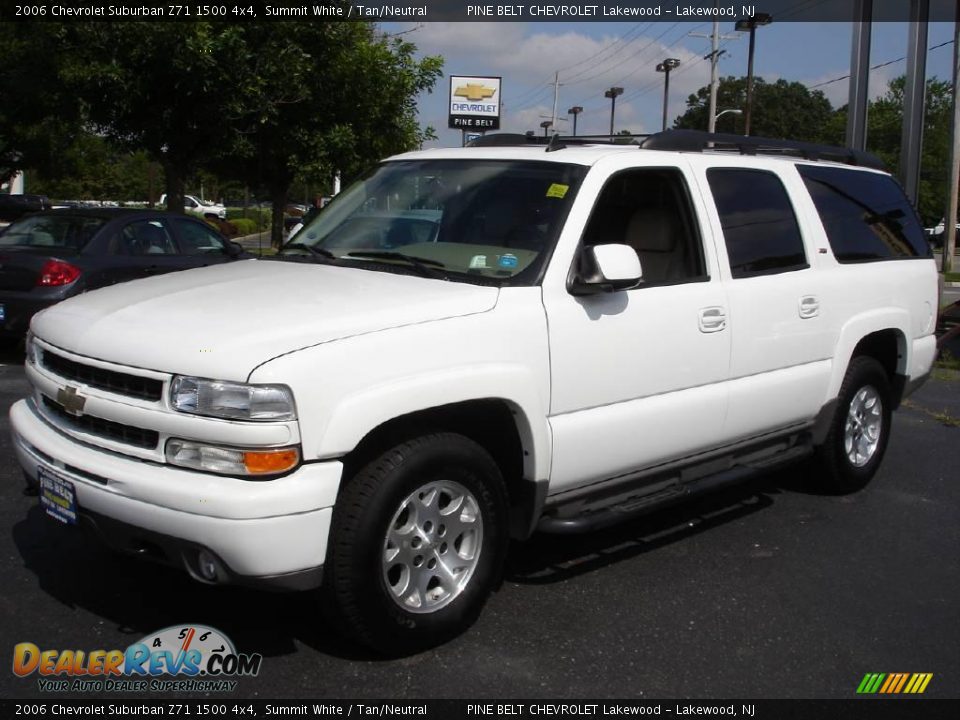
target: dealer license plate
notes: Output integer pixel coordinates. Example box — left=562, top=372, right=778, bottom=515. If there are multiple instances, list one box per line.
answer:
left=38, top=465, right=78, bottom=525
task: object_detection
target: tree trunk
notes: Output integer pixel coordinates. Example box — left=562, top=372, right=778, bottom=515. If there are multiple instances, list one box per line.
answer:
left=271, top=185, right=288, bottom=248
left=161, top=160, right=186, bottom=214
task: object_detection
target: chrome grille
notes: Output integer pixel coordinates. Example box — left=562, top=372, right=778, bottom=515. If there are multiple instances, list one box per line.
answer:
left=42, top=395, right=159, bottom=449
left=40, top=350, right=163, bottom=402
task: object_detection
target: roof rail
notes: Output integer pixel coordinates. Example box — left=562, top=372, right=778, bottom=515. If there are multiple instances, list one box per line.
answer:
left=464, top=133, right=649, bottom=150
left=640, top=129, right=886, bottom=170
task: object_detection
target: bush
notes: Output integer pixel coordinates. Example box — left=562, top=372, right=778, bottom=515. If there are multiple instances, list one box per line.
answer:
left=226, top=207, right=271, bottom=230
left=229, top=218, right=258, bottom=236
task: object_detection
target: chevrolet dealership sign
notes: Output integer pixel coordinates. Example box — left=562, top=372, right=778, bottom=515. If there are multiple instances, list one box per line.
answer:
left=449, top=76, right=501, bottom=131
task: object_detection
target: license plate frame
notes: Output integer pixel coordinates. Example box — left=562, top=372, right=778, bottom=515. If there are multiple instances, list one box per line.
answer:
left=38, top=464, right=78, bottom=525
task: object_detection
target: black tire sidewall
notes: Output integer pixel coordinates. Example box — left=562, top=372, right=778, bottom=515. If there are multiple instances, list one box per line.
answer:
left=329, top=434, right=508, bottom=654
left=823, top=357, right=892, bottom=492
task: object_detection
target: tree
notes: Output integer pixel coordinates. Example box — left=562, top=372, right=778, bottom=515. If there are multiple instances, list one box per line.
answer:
left=216, top=22, right=442, bottom=246
left=0, top=24, right=88, bottom=185
left=675, top=76, right=834, bottom=142
left=61, top=23, right=250, bottom=213
left=859, top=76, right=953, bottom=224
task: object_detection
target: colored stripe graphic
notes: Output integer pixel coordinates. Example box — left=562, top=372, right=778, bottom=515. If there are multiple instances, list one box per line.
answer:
left=857, top=673, right=933, bottom=694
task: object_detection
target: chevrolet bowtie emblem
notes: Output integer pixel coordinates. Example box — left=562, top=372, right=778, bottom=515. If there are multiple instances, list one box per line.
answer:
left=454, top=84, right=496, bottom=102
left=57, top=386, right=87, bottom=416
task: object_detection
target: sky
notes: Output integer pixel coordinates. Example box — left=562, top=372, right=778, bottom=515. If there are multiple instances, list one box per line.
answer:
left=380, top=19, right=958, bottom=147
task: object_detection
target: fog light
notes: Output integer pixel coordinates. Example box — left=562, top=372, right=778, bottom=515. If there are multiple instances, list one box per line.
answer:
left=197, top=550, right=218, bottom=581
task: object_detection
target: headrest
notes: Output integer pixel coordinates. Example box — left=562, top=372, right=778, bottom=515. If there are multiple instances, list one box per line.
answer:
left=625, top=208, right=677, bottom=253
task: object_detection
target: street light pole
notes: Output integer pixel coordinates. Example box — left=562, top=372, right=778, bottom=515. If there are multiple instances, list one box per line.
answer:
left=604, top=87, right=624, bottom=141
left=735, top=12, right=772, bottom=136
left=540, top=120, right=553, bottom=137
left=656, top=59, right=681, bottom=132
left=713, top=108, right=743, bottom=132
left=568, top=105, right=583, bottom=136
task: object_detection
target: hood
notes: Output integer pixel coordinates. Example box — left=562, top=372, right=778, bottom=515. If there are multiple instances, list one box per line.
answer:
left=32, top=260, right=499, bottom=380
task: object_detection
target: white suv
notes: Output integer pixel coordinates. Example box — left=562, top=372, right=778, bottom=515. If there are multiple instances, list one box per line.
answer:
left=158, top=193, right=227, bottom=220
left=11, top=131, right=939, bottom=654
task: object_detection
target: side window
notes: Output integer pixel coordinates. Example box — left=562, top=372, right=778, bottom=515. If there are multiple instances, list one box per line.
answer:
left=707, top=168, right=807, bottom=278
left=172, top=218, right=227, bottom=255
left=118, top=220, right=176, bottom=256
left=797, top=165, right=930, bottom=261
left=580, top=168, right=706, bottom=285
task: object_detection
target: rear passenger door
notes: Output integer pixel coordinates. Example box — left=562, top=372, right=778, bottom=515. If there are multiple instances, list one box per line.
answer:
left=698, top=164, right=833, bottom=441
left=544, top=164, right=731, bottom=496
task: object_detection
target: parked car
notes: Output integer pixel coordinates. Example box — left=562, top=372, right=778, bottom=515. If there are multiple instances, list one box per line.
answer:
left=0, top=193, right=51, bottom=222
left=11, top=131, right=938, bottom=655
left=157, top=194, right=227, bottom=220
left=0, top=208, right=248, bottom=339
left=925, top=218, right=960, bottom=247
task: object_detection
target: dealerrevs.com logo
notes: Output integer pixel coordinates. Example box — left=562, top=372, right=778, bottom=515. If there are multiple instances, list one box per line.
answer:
left=13, top=625, right=262, bottom=693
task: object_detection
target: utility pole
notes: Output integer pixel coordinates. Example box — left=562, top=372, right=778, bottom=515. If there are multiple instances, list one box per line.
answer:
left=551, top=72, right=560, bottom=130
left=690, top=4, right=738, bottom=133
left=943, top=0, right=960, bottom=274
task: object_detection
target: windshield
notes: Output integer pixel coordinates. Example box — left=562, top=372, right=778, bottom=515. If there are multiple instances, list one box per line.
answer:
left=0, top=214, right=106, bottom=250
left=288, top=159, right=587, bottom=284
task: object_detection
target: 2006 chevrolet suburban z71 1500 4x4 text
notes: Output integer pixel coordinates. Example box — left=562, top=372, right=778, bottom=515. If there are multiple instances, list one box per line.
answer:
left=11, top=130, right=939, bottom=654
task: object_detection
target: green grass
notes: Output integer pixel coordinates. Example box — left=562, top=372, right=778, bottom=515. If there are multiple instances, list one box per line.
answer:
left=937, top=350, right=960, bottom=371
left=945, top=271, right=960, bottom=283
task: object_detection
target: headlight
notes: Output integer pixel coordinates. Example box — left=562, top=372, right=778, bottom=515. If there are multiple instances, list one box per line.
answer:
left=170, top=376, right=296, bottom=421
left=166, top=439, right=300, bottom=476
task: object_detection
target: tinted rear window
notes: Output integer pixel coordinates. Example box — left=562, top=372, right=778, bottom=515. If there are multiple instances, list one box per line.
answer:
left=707, top=168, right=807, bottom=278
left=0, top=214, right=105, bottom=250
left=797, top=165, right=930, bottom=261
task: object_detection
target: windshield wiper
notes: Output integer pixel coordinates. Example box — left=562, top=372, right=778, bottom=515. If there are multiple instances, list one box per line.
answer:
left=343, top=251, right=447, bottom=278
left=279, top=243, right=336, bottom=261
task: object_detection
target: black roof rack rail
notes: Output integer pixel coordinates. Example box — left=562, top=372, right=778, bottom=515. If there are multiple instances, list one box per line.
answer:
left=640, top=129, right=886, bottom=170
left=465, top=133, right=650, bottom=150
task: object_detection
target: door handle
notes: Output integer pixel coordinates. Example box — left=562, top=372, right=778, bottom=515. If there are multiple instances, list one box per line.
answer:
left=698, top=306, right=727, bottom=333
left=799, top=295, right=820, bottom=319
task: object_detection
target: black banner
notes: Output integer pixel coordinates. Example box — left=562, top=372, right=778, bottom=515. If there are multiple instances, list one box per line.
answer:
left=2, top=0, right=959, bottom=23
left=1, top=700, right=959, bottom=719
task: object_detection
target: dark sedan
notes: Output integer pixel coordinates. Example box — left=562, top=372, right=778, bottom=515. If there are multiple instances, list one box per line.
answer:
left=0, top=209, right=250, bottom=339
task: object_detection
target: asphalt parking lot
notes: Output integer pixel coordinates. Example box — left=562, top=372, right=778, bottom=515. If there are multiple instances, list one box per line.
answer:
left=0, top=349, right=957, bottom=701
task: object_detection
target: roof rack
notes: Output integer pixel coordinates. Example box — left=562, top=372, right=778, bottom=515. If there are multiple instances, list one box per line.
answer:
left=463, top=130, right=885, bottom=170
left=640, top=129, right=886, bottom=170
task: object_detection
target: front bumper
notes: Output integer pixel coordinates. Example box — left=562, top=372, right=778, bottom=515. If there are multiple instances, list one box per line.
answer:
left=11, top=398, right=342, bottom=590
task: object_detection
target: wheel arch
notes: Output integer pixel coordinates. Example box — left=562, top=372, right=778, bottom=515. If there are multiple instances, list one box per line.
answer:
left=339, top=397, right=548, bottom=541
left=827, top=311, right=910, bottom=408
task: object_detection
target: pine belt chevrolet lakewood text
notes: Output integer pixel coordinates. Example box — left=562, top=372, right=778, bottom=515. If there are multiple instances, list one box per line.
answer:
left=11, top=130, right=939, bottom=654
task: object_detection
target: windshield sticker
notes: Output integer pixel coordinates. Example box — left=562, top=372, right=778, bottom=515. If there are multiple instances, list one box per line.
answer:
left=546, top=183, right=569, bottom=199
left=469, top=255, right=488, bottom=269
left=498, top=254, right=519, bottom=269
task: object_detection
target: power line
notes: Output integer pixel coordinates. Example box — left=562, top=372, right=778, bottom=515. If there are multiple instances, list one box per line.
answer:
left=808, top=39, right=954, bottom=90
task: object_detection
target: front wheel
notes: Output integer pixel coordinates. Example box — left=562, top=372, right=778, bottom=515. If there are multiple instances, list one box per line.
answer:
left=323, top=433, right=508, bottom=655
left=813, top=356, right=892, bottom=494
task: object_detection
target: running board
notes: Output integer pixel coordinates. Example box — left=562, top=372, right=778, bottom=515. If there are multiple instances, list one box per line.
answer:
left=537, top=443, right=812, bottom=535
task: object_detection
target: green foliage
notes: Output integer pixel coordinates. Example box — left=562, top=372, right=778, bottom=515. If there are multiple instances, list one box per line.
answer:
left=228, top=218, right=258, bottom=236
left=675, top=76, right=835, bottom=142
left=226, top=207, right=271, bottom=230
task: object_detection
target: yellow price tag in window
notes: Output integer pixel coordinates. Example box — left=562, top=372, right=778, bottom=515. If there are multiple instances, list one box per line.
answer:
left=546, top=183, right=569, bottom=199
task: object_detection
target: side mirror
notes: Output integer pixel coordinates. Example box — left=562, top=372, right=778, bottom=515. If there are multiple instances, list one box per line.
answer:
left=568, top=244, right=643, bottom=296
left=227, top=240, right=244, bottom=257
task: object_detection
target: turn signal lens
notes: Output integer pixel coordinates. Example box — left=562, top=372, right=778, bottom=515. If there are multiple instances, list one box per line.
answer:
left=36, top=259, right=81, bottom=287
left=243, top=448, right=300, bottom=475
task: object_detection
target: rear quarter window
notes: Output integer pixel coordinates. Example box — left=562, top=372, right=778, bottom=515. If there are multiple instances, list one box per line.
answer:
left=797, top=165, right=930, bottom=261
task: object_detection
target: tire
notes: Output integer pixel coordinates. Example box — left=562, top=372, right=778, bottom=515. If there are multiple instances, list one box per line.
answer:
left=813, top=356, right=892, bottom=494
left=323, top=432, right=509, bottom=655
